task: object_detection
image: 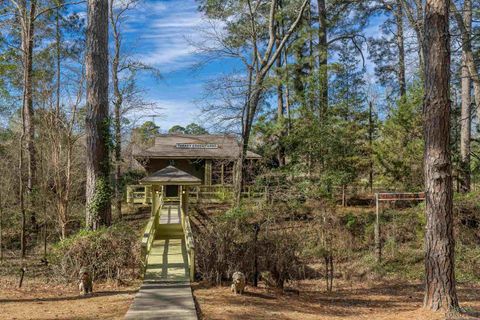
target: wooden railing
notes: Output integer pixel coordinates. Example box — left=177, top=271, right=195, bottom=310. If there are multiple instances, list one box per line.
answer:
left=141, top=197, right=161, bottom=274
left=180, top=206, right=195, bottom=282
left=188, top=185, right=267, bottom=203
left=127, top=185, right=152, bottom=205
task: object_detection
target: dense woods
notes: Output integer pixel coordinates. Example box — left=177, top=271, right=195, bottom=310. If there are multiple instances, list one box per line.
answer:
left=0, top=0, right=480, bottom=318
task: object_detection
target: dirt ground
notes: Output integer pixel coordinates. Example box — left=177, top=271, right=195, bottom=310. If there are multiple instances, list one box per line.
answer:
left=193, top=280, right=480, bottom=320
left=0, top=278, right=140, bottom=320
left=1, top=276, right=479, bottom=319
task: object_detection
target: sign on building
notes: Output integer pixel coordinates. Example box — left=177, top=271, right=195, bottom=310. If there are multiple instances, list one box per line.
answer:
left=175, top=143, right=219, bottom=149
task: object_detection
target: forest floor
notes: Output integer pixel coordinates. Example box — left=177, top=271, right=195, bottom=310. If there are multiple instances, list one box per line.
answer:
left=192, top=279, right=480, bottom=320
left=1, top=277, right=479, bottom=320
left=0, top=276, right=140, bottom=320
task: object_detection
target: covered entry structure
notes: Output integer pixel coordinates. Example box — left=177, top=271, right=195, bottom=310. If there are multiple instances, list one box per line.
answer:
left=140, top=165, right=201, bottom=212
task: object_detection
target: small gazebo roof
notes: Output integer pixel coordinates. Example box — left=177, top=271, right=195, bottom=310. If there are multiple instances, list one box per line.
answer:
left=139, top=165, right=202, bottom=185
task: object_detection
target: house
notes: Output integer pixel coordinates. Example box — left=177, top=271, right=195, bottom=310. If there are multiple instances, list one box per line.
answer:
left=127, top=134, right=262, bottom=203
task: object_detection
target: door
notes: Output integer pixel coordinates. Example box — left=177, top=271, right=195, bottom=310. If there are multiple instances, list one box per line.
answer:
left=165, top=185, right=179, bottom=198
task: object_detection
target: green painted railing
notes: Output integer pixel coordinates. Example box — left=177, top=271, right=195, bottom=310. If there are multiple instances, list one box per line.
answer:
left=127, top=185, right=152, bottom=204
left=180, top=205, right=195, bottom=282
left=140, top=195, right=162, bottom=274
left=188, top=185, right=267, bottom=202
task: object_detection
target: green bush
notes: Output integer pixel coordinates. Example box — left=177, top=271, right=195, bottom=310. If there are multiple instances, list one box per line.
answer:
left=50, top=224, right=141, bottom=282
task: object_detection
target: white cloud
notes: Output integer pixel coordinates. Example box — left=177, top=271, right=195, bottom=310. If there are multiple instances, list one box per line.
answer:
left=125, top=0, right=209, bottom=72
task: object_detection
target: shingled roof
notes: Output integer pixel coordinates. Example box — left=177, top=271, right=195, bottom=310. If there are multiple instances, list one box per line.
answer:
left=133, top=134, right=262, bottom=160
left=140, top=166, right=202, bottom=185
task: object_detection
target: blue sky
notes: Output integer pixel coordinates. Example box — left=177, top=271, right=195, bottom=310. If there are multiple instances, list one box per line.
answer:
left=118, top=0, right=239, bottom=131
left=118, top=0, right=386, bottom=131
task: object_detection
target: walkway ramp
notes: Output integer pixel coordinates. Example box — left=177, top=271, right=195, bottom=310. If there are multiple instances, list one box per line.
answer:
left=125, top=204, right=197, bottom=320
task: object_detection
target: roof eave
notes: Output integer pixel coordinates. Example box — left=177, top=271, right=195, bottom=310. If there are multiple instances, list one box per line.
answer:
left=139, top=180, right=202, bottom=186
left=133, top=154, right=261, bottom=160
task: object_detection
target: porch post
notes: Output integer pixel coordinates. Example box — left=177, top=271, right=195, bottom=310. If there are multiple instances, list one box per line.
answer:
left=183, top=186, right=189, bottom=215
left=179, top=185, right=183, bottom=208
left=205, top=159, right=212, bottom=186
left=151, top=185, right=157, bottom=218
left=145, top=185, right=152, bottom=205
left=126, top=186, right=133, bottom=204
left=221, top=163, right=224, bottom=185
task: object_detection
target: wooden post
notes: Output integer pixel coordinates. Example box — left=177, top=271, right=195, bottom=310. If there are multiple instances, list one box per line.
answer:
left=221, top=163, right=224, bottom=185
left=18, top=267, right=26, bottom=288
left=144, top=185, right=151, bottom=204
left=43, top=221, right=47, bottom=260
left=375, top=193, right=381, bottom=263
left=126, top=185, right=132, bottom=204
left=179, top=185, right=183, bottom=208
left=204, top=160, right=212, bottom=186
left=151, top=186, right=156, bottom=218
left=184, top=186, right=189, bottom=216
left=190, top=250, right=195, bottom=282
left=253, top=223, right=259, bottom=287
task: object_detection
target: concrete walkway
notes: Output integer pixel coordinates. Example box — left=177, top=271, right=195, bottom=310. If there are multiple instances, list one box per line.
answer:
left=125, top=205, right=197, bottom=320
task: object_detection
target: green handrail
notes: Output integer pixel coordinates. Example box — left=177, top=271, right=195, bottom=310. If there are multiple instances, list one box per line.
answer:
left=180, top=206, right=195, bottom=282
left=141, top=194, right=162, bottom=275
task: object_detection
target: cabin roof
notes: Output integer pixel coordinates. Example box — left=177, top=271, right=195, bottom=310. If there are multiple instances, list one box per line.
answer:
left=133, top=134, right=262, bottom=160
left=140, top=165, right=202, bottom=185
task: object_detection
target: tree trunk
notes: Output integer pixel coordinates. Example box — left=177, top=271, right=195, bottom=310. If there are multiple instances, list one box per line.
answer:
left=234, top=82, right=263, bottom=206
left=85, top=0, right=111, bottom=230
left=233, top=0, right=309, bottom=205
left=110, top=1, right=123, bottom=220
left=22, top=0, right=38, bottom=231
left=284, top=47, right=291, bottom=133
left=293, top=45, right=306, bottom=106
left=459, top=0, right=472, bottom=193
left=423, top=0, right=459, bottom=312
left=395, top=0, right=406, bottom=98
left=401, top=0, right=424, bottom=74
left=329, top=254, right=333, bottom=291
left=451, top=3, right=480, bottom=123
left=0, top=189, right=3, bottom=261
left=55, top=7, right=61, bottom=117
left=324, top=255, right=329, bottom=291
left=19, top=128, right=26, bottom=258
left=317, top=0, right=328, bottom=116
left=368, top=101, right=374, bottom=193
left=62, top=135, right=74, bottom=238
left=275, top=18, right=285, bottom=167
left=53, top=5, right=69, bottom=240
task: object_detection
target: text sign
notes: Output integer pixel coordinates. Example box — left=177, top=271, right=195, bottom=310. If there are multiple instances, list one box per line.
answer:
left=176, top=143, right=219, bottom=149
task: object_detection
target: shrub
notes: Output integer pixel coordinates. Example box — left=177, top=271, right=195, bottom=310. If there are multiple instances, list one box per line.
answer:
left=193, top=204, right=307, bottom=289
left=194, top=213, right=254, bottom=284
left=259, top=231, right=305, bottom=289
left=50, top=224, right=141, bottom=282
